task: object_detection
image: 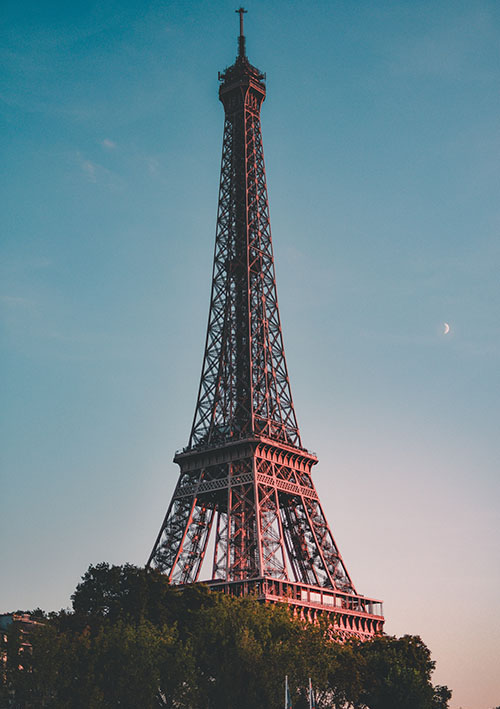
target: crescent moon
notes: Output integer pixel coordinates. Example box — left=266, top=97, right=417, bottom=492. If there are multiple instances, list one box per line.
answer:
left=443, top=322, right=450, bottom=335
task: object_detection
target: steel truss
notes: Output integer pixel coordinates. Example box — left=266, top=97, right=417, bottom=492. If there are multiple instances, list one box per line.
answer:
left=148, top=12, right=384, bottom=639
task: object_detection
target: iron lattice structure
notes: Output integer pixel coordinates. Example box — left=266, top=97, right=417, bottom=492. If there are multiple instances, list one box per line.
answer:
left=148, top=10, right=384, bottom=640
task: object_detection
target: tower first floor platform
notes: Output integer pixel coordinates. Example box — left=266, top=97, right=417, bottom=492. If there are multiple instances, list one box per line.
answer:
left=205, top=577, right=384, bottom=640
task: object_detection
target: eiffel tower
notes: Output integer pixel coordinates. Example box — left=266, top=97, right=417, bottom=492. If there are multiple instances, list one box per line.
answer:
left=148, top=9, right=384, bottom=640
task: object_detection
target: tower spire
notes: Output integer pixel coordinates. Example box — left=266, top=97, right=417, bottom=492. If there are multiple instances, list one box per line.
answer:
left=236, top=7, right=247, bottom=58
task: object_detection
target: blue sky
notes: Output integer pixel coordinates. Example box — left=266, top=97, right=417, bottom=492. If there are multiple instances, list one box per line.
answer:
left=1, top=1, right=499, bottom=707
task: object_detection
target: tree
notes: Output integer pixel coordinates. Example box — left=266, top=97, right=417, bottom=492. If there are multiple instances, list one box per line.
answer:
left=4, top=564, right=452, bottom=708
left=7, top=619, right=197, bottom=708
left=191, top=592, right=301, bottom=708
left=70, top=562, right=175, bottom=626
left=355, top=634, right=449, bottom=709
left=432, top=685, right=452, bottom=708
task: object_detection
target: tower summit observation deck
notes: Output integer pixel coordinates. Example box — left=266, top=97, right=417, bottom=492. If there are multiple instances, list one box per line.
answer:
left=148, top=9, right=384, bottom=640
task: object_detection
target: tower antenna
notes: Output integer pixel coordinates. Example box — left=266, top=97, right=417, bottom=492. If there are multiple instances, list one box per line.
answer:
left=236, top=7, right=247, bottom=58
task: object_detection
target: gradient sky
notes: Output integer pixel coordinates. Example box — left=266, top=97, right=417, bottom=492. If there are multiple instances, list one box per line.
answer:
left=1, top=1, right=499, bottom=707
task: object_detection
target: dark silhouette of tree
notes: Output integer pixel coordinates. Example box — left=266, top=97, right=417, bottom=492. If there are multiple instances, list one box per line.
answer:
left=4, top=563, right=452, bottom=709
left=432, top=685, right=453, bottom=708
left=355, top=634, right=450, bottom=709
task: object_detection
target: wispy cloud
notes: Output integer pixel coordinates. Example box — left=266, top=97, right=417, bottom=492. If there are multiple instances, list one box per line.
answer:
left=101, top=138, right=116, bottom=150
left=81, top=159, right=97, bottom=182
left=0, top=295, right=33, bottom=308
left=146, top=156, right=160, bottom=175
left=77, top=152, right=125, bottom=189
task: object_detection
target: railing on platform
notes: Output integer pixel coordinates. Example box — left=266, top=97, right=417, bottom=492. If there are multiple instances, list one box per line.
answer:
left=205, top=576, right=384, bottom=620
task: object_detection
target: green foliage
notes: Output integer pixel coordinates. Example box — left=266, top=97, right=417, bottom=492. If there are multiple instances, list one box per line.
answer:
left=3, top=563, right=452, bottom=709
left=432, top=685, right=453, bottom=708
left=192, top=593, right=302, bottom=708
left=355, top=634, right=437, bottom=709
left=70, top=562, right=179, bottom=627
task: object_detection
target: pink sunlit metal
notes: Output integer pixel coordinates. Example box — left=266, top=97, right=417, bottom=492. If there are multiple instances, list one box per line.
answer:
left=147, top=10, right=384, bottom=640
